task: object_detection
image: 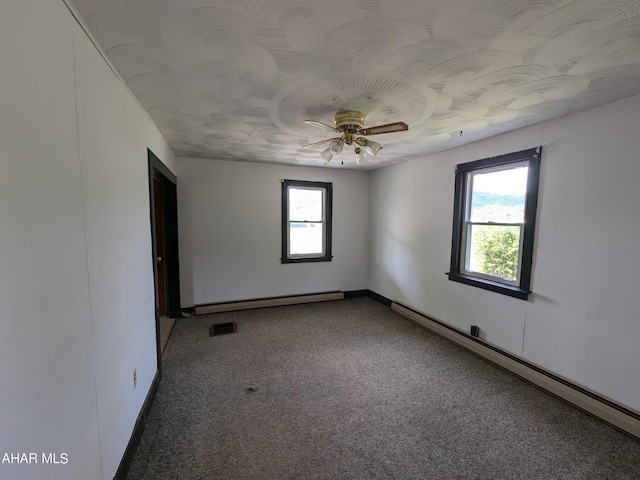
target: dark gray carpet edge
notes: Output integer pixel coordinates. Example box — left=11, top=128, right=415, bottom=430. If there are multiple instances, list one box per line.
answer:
left=127, top=298, right=640, bottom=480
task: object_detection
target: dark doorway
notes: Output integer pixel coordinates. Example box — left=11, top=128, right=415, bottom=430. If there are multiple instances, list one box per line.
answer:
left=148, top=150, right=182, bottom=366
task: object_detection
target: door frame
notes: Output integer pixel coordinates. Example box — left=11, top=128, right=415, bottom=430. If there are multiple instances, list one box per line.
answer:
left=148, top=149, right=182, bottom=367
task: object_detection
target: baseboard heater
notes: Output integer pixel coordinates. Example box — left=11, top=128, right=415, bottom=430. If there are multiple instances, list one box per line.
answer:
left=195, top=291, right=344, bottom=315
left=392, top=302, right=640, bottom=440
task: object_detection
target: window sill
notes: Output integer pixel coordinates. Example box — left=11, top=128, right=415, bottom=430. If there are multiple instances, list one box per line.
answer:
left=281, top=255, right=332, bottom=264
left=446, top=272, right=530, bottom=300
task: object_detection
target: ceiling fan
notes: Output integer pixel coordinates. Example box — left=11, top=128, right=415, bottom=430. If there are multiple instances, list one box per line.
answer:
left=303, top=110, right=408, bottom=164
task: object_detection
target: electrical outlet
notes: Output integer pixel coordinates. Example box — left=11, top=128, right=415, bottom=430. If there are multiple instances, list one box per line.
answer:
left=133, top=369, right=137, bottom=388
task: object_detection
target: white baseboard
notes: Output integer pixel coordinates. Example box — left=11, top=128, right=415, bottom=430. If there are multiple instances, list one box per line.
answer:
left=392, top=302, right=640, bottom=440
left=195, top=291, right=344, bottom=315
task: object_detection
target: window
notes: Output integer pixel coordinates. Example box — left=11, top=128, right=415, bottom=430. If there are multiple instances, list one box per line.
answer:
left=281, top=179, right=333, bottom=263
left=448, top=148, right=541, bottom=300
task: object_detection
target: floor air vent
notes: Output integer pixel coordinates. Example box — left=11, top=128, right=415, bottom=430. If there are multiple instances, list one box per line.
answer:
left=210, top=322, right=237, bottom=337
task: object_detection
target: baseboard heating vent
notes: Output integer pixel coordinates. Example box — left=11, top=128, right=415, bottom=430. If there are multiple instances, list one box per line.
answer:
left=196, top=291, right=344, bottom=315
left=391, top=301, right=640, bottom=440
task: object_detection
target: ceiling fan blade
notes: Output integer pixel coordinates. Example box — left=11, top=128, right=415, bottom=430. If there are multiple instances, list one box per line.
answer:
left=304, top=120, right=338, bottom=133
left=302, top=137, right=341, bottom=149
left=361, top=121, right=409, bottom=136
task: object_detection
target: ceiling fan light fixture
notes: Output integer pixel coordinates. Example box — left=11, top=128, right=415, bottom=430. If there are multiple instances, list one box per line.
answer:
left=359, top=138, right=383, bottom=156
left=329, top=139, right=344, bottom=154
left=321, top=147, right=335, bottom=162
left=354, top=147, right=367, bottom=165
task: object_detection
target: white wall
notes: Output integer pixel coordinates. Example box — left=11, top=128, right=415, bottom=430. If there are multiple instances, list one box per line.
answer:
left=177, top=158, right=369, bottom=306
left=73, top=18, right=176, bottom=478
left=0, top=1, right=176, bottom=479
left=369, top=93, right=640, bottom=413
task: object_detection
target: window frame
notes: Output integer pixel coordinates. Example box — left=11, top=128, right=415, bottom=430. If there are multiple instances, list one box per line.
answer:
left=447, top=148, right=541, bottom=300
left=281, top=179, right=333, bottom=264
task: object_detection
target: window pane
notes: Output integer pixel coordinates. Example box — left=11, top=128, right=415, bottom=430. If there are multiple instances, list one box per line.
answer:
left=469, top=166, right=527, bottom=223
left=289, top=188, right=323, bottom=221
left=289, top=223, right=324, bottom=255
left=467, top=224, right=521, bottom=281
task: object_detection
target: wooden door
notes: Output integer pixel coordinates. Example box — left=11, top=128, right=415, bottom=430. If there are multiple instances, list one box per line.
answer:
left=153, top=176, right=168, bottom=317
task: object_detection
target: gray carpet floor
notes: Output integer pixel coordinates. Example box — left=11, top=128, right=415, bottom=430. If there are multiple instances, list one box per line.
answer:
left=127, top=297, right=640, bottom=479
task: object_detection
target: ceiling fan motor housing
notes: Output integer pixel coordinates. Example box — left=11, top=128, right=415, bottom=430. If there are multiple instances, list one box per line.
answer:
left=335, top=110, right=365, bottom=132
left=335, top=111, right=365, bottom=145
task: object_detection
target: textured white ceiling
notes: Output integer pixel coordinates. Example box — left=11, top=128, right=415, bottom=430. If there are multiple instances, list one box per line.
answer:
left=67, top=0, right=640, bottom=169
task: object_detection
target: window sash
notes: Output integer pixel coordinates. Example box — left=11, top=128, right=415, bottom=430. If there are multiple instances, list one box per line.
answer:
left=462, top=161, right=528, bottom=285
left=465, top=162, right=528, bottom=224
left=288, top=187, right=324, bottom=222
left=287, top=186, right=326, bottom=257
left=461, top=222, right=525, bottom=285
